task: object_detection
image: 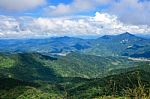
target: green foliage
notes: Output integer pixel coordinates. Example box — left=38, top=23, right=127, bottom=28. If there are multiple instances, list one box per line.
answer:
left=43, top=53, right=137, bottom=78
left=0, top=55, right=15, bottom=68
left=0, top=52, right=150, bottom=99
left=66, top=70, right=150, bottom=99
left=0, top=86, right=63, bottom=99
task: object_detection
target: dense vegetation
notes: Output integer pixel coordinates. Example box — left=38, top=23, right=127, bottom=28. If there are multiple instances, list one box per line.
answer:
left=0, top=52, right=139, bottom=79
left=0, top=52, right=150, bottom=98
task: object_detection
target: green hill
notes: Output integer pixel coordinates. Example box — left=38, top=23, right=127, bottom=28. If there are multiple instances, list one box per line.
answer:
left=0, top=78, right=63, bottom=99
left=0, top=52, right=139, bottom=80
left=0, top=52, right=150, bottom=99
left=67, top=69, right=150, bottom=99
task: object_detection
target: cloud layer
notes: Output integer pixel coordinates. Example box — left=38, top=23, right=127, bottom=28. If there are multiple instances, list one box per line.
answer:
left=44, top=0, right=150, bottom=26
left=0, top=0, right=149, bottom=26
left=107, top=0, right=150, bottom=25
left=44, top=0, right=112, bottom=16
left=0, top=12, right=149, bottom=38
left=0, top=0, right=46, bottom=11
left=0, top=0, right=149, bottom=38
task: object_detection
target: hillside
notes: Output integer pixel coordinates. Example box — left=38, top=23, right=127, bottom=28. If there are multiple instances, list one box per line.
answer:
left=44, top=53, right=139, bottom=78
left=0, top=52, right=150, bottom=98
left=1, top=64, right=150, bottom=99
left=0, top=52, right=139, bottom=79
left=68, top=69, right=150, bottom=99
left=0, top=77, right=63, bottom=99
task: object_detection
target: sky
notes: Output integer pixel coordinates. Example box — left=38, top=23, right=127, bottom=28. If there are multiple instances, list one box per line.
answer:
left=0, top=0, right=149, bottom=38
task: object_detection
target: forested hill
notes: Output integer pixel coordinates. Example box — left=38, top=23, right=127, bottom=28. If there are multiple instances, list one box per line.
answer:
left=0, top=52, right=150, bottom=98
left=0, top=52, right=140, bottom=79
left=0, top=32, right=150, bottom=58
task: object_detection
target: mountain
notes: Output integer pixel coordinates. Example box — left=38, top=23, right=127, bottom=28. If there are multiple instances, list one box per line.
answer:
left=0, top=52, right=150, bottom=98
left=0, top=32, right=150, bottom=58
left=0, top=32, right=150, bottom=98
left=99, top=32, right=136, bottom=40
left=83, top=32, right=150, bottom=57
left=0, top=36, right=90, bottom=53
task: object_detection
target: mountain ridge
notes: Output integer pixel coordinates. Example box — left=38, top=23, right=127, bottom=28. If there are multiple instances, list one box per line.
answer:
left=0, top=32, right=150, bottom=58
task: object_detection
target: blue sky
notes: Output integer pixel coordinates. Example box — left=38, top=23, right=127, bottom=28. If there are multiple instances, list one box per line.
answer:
left=0, top=0, right=149, bottom=38
left=0, top=0, right=110, bottom=17
left=49, top=0, right=73, bottom=5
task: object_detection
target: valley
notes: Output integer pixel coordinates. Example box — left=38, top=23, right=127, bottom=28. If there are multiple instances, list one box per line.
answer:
left=0, top=33, right=150, bottom=98
left=0, top=0, right=149, bottom=98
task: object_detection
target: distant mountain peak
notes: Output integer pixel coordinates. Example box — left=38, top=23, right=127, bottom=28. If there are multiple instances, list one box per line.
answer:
left=98, top=32, right=135, bottom=40
left=124, top=32, right=130, bottom=34
left=51, top=36, right=82, bottom=41
left=58, top=36, right=71, bottom=39
left=100, top=35, right=112, bottom=39
left=119, top=32, right=135, bottom=37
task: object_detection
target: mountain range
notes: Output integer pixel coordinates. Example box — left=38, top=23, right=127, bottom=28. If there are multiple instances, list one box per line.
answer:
left=0, top=52, right=150, bottom=98
left=0, top=32, right=150, bottom=58
left=0, top=32, right=150, bottom=98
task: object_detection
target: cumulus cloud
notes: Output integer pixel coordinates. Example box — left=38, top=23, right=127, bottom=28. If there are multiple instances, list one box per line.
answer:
left=44, top=0, right=150, bottom=26
left=0, top=0, right=149, bottom=26
left=0, top=12, right=149, bottom=38
left=0, top=0, right=46, bottom=11
left=107, top=0, right=150, bottom=25
left=44, top=0, right=113, bottom=16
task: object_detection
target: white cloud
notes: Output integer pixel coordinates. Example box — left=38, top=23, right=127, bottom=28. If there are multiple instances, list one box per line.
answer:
left=0, top=0, right=149, bottom=26
left=0, top=0, right=46, bottom=11
left=44, top=0, right=113, bottom=16
left=107, top=0, right=150, bottom=25
left=0, top=16, right=20, bottom=31
left=44, top=0, right=150, bottom=26
left=0, top=12, right=149, bottom=38
left=94, top=12, right=117, bottom=24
